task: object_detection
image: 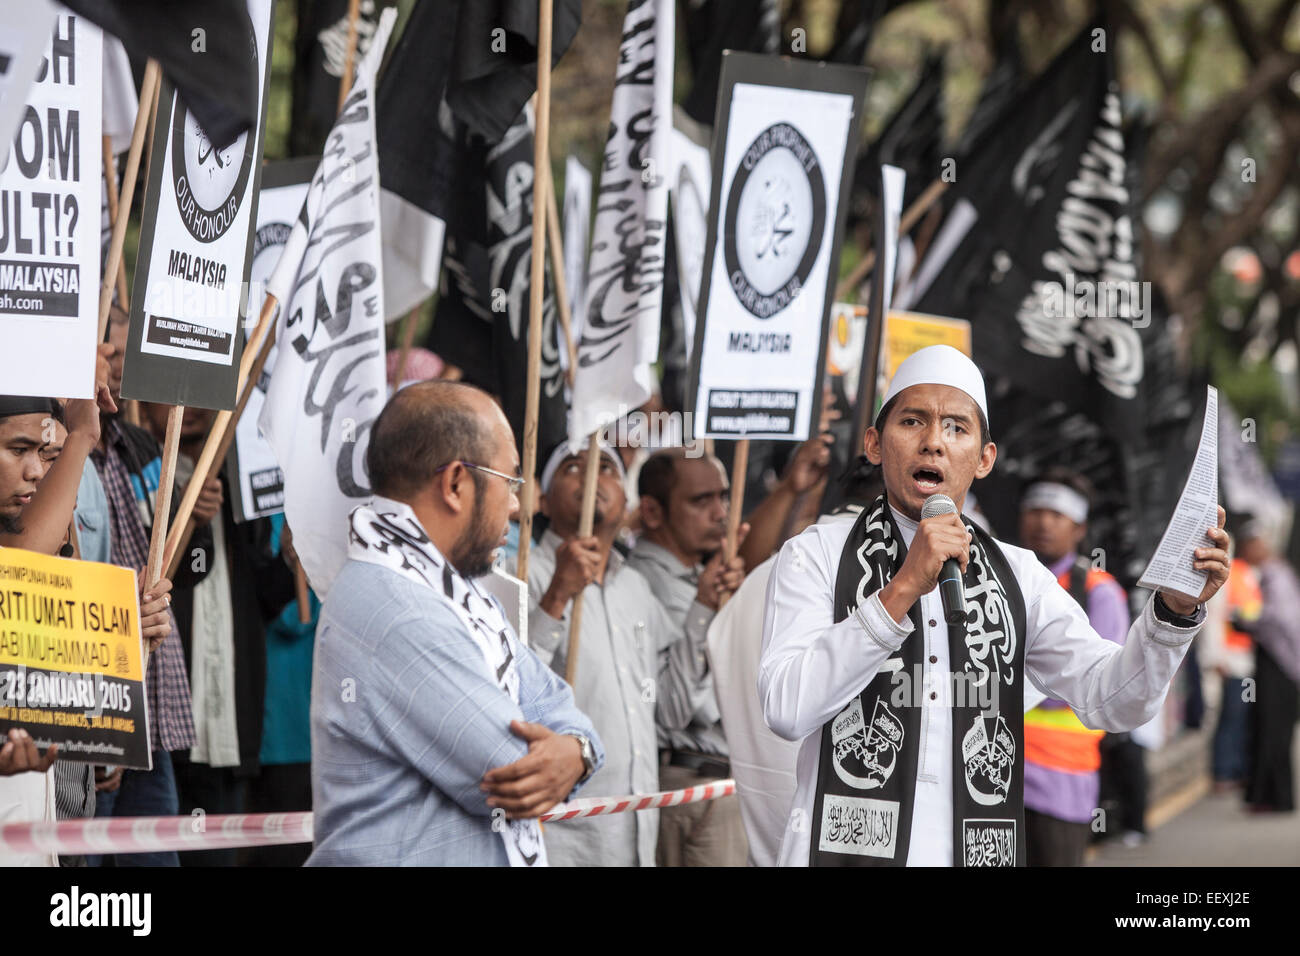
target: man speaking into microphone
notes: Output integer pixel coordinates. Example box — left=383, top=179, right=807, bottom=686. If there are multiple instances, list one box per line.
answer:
left=759, top=345, right=1230, bottom=866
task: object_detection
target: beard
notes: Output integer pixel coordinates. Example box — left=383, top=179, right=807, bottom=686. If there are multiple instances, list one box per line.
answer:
left=0, top=513, right=21, bottom=535
left=451, top=499, right=503, bottom=580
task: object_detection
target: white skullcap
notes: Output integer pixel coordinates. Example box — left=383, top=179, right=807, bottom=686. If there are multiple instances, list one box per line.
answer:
left=540, top=437, right=626, bottom=493
left=877, top=344, right=989, bottom=430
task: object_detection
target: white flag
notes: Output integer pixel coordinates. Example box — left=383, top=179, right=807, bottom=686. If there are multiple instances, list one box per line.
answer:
left=559, top=154, right=592, bottom=375
left=668, top=127, right=711, bottom=365
left=569, top=0, right=675, bottom=443
left=259, top=8, right=396, bottom=596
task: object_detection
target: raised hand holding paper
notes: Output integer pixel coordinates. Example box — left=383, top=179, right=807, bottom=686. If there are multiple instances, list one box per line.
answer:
left=1138, top=385, right=1219, bottom=599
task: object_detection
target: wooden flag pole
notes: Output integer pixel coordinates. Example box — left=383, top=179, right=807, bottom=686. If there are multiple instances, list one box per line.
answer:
left=564, top=431, right=602, bottom=687
left=336, top=0, right=362, bottom=114
left=164, top=322, right=278, bottom=580
left=98, top=59, right=160, bottom=342
left=101, top=136, right=129, bottom=309
left=718, top=437, right=749, bottom=608
left=544, top=165, right=577, bottom=385
left=101, top=134, right=140, bottom=426
left=517, top=0, right=554, bottom=584
left=146, top=405, right=186, bottom=591
left=833, top=179, right=948, bottom=301
left=161, top=294, right=279, bottom=578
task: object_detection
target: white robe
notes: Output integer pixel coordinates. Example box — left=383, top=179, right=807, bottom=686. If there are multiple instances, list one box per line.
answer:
left=759, top=506, right=1202, bottom=867
left=0, top=768, right=57, bottom=866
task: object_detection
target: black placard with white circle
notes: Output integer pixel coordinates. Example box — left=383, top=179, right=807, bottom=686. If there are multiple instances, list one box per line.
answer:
left=688, top=53, right=869, bottom=442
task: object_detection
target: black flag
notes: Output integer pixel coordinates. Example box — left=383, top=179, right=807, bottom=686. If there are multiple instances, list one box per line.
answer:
left=60, top=0, right=257, bottom=149
left=827, top=0, right=907, bottom=65
left=290, top=0, right=387, bottom=156
left=681, top=0, right=779, bottom=126
left=428, top=111, right=568, bottom=468
left=849, top=51, right=945, bottom=226
left=376, top=0, right=582, bottom=318
left=953, top=35, right=1024, bottom=161
left=911, top=21, right=1153, bottom=441
left=448, top=0, right=582, bottom=143
left=375, top=0, right=570, bottom=460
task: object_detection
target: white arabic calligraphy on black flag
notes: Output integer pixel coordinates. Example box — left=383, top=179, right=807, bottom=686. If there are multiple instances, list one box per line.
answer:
left=569, top=0, right=674, bottom=443
left=259, top=9, right=396, bottom=597
left=911, top=20, right=1150, bottom=438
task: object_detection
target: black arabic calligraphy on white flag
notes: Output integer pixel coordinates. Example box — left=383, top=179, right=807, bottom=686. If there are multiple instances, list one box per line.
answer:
left=259, top=8, right=396, bottom=596
left=569, top=0, right=674, bottom=442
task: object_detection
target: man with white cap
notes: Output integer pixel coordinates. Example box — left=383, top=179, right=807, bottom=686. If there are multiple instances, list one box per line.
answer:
left=1017, top=467, right=1132, bottom=865
left=759, top=344, right=1231, bottom=866
left=519, top=438, right=679, bottom=866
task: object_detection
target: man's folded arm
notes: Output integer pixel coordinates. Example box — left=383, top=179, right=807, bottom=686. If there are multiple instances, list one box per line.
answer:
left=369, top=606, right=536, bottom=818
left=758, top=536, right=912, bottom=742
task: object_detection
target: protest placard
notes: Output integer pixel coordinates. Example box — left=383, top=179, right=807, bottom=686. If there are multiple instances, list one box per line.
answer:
left=688, top=53, right=868, bottom=442
left=883, top=310, right=972, bottom=380
left=0, top=549, right=151, bottom=770
left=121, top=0, right=274, bottom=409
left=226, top=157, right=316, bottom=522
left=0, top=10, right=101, bottom=400
left=0, top=0, right=58, bottom=166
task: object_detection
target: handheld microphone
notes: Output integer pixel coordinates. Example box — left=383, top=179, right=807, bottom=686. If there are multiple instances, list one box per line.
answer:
left=921, top=494, right=967, bottom=626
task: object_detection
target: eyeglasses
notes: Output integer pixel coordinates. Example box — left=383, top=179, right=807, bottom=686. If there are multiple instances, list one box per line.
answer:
left=435, top=460, right=525, bottom=494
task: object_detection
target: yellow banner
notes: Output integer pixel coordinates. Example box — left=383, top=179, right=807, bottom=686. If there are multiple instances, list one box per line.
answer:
left=0, top=549, right=143, bottom=682
left=883, top=310, right=973, bottom=381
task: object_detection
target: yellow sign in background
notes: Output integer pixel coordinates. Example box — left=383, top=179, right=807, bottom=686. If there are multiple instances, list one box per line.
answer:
left=0, top=548, right=143, bottom=682
left=883, top=310, right=973, bottom=381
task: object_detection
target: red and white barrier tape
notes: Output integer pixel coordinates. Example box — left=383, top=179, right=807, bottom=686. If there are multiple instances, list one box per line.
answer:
left=0, top=812, right=314, bottom=858
left=539, top=778, right=734, bottom=822
left=0, top=779, right=735, bottom=856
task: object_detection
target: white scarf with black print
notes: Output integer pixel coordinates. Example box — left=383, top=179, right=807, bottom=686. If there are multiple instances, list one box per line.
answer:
left=348, top=497, right=546, bottom=867
left=811, top=493, right=1027, bottom=866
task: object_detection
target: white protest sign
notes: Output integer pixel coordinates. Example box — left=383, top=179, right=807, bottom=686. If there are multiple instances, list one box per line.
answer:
left=670, top=127, right=710, bottom=363
left=690, top=59, right=862, bottom=442
left=0, top=0, right=58, bottom=168
left=133, top=0, right=272, bottom=372
left=0, top=9, right=101, bottom=399
left=227, top=161, right=315, bottom=522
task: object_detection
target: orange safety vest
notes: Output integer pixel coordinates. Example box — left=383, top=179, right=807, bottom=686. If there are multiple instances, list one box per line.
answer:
left=1224, top=558, right=1262, bottom=653
left=1023, top=558, right=1118, bottom=775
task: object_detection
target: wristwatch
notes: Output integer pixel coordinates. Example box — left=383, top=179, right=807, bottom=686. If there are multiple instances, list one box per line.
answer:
left=572, top=734, right=596, bottom=783
left=1155, top=591, right=1203, bottom=627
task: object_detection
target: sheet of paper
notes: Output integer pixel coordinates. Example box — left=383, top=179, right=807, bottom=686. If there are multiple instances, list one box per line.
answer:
left=1138, top=385, right=1220, bottom=597
left=482, top=567, right=529, bottom=648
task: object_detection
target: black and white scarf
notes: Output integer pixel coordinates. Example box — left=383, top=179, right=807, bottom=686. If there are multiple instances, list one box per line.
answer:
left=810, top=493, right=1027, bottom=867
left=348, top=497, right=547, bottom=867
